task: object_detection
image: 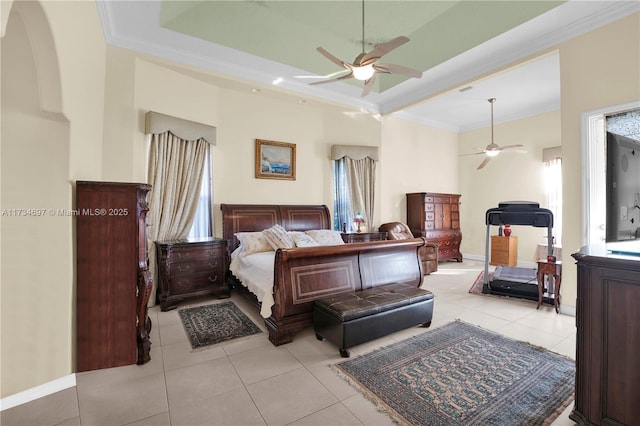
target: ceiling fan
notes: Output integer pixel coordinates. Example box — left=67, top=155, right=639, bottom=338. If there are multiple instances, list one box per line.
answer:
left=309, top=0, right=422, bottom=97
left=461, top=98, right=525, bottom=170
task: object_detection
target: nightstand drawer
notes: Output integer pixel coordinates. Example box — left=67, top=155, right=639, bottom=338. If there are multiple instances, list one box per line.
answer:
left=170, top=259, right=224, bottom=276
left=170, top=246, right=223, bottom=262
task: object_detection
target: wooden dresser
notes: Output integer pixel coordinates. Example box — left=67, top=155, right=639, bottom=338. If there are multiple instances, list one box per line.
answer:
left=571, top=243, right=640, bottom=425
left=341, top=232, right=387, bottom=243
left=490, top=235, right=518, bottom=266
left=406, top=192, right=462, bottom=262
left=155, top=238, right=229, bottom=311
left=76, top=181, right=153, bottom=372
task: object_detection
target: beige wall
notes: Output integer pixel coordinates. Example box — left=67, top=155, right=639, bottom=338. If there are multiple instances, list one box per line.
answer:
left=1, top=0, right=106, bottom=398
left=458, top=110, right=561, bottom=262
left=1, top=0, right=638, bottom=402
left=379, top=115, right=459, bottom=224
left=558, top=12, right=640, bottom=309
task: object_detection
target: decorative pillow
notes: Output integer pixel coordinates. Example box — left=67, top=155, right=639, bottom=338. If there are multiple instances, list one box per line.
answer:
left=235, top=232, right=273, bottom=256
left=305, top=230, right=345, bottom=246
left=291, top=232, right=320, bottom=247
left=262, top=224, right=295, bottom=250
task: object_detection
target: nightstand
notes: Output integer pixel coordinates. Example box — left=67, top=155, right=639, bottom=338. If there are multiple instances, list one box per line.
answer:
left=155, top=238, right=229, bottom=311
left=490, top=235, right=518, bottom=266
left=341, top=232, right=387, bottom=243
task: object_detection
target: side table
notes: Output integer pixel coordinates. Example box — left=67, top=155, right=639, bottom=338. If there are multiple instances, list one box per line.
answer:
left=536, top=260, right=562, bottom=312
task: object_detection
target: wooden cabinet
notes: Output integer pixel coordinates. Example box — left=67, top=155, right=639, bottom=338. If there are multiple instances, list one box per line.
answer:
left=490, top=236, right=518, bottom=266
left=155, top=238, right=229, bottom=311
left=407, top=192, right=462, bottom=262
left=571, top=244, right=640, bottom=425
left=341, top=232, right=387, bottom=243
left=76, top=181, right=152, bottom=372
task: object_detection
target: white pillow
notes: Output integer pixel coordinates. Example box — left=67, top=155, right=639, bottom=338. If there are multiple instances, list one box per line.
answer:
left=235, top=232, right=273, bottom=256
left=305, top=230, right=345, bottom=246
left=262, top=224, right=295, bottom=249
left=291, top=232, right=320, bottom=247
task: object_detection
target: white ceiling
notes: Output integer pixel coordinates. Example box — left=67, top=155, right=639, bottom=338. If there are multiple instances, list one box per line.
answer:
left=97, top=1, right=639, bottom=131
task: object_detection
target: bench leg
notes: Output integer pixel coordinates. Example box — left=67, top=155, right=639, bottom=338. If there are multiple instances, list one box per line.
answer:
left=339, top=348, right=350, bottom=358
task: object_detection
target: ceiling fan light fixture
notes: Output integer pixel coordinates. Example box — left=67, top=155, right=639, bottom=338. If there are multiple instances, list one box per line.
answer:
left=486, top=150, right=500, bottom=157
left=352, top=64, right=375, bottom=81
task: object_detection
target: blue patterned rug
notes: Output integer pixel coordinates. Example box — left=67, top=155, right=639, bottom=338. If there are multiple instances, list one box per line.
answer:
left=179, top=301, right=262, bottom=349
left=337, top=320, right=574, bottom=426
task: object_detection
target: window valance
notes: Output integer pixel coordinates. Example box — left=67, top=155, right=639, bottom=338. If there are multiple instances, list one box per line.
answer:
left=542, top=146, right=562, bottom=162
left=145, top=111, right=216, bottom=145
left=330, top=144, right=378, bottom=161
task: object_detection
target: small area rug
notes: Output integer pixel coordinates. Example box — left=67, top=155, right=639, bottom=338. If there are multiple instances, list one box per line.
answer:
left=469, top=270, right=491, bottom=294
left=337, top=320, right=574, bottom=426
left=178, top=301, right=262, bottom=349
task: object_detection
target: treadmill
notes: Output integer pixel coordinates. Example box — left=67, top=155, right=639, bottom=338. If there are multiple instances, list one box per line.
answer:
left=484, top=202, right=554, bottom=301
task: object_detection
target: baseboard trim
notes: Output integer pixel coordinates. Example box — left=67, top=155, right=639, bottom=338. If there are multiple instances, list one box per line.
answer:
left=0, top=374, right=76, bottom=411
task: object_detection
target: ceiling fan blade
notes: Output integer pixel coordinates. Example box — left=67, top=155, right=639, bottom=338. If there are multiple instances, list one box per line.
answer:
left=497, top=144, right=524, bottom=151
left=295, top=69, right=351, bottom=80
left=317, top=47, right=348, bottom=68
left=361, top=74, right=376, bottom=97
left=459, top=151, right=487, bottom=157
left=477, top=156, right=492, bottom=170
left=309, top=72, right=354, bottom=86
left=361, top=36, right=409, bottom=62
left=374, top=63, right=422, bottom=78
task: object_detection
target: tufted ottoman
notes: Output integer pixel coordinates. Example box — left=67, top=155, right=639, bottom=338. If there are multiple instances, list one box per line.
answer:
left=313, top=283, right=434, bottom=357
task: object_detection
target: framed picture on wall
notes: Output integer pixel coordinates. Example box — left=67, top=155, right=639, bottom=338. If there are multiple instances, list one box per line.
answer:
left=255, top=139, right=296, bottom=180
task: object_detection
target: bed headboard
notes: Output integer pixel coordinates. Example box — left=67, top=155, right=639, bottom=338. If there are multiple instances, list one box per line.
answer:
left=220, top=204, right=331, bottom=252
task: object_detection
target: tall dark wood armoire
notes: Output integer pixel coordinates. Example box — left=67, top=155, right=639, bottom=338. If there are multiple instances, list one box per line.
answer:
left=406, top=192, right=462, bottom=262
left=76, top=181, right=152, bottom=372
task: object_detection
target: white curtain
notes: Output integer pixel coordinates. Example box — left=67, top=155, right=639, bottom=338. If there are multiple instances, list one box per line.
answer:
left=345, top=157, right=376, bottom=232
left=146, top=131, right=209, bottom=306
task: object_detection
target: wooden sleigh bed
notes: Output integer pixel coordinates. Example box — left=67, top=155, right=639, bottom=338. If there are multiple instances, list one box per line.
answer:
left=221, top=204, right=428, bottom=346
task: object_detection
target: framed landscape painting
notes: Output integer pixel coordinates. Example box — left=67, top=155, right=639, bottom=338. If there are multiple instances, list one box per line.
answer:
left=255, top=139, right=296, bottom=180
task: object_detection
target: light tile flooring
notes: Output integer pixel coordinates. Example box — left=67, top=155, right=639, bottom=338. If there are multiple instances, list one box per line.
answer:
left=2, top=260, right=577, bottom=426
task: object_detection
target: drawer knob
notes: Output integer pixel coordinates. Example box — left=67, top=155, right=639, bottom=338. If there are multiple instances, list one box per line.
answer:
left=208, top=261, right=219, bottom=268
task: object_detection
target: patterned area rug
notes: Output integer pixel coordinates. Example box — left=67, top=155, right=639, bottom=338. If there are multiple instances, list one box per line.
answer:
left=178, top=301, right=262, bottom=349
left=337, top=320, right=574, bottom=426
left=469, top=270, right=491, bottom=294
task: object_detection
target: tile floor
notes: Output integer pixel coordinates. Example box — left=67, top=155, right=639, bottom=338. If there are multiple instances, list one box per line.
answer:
left=1, top=259, right=577, bottom=426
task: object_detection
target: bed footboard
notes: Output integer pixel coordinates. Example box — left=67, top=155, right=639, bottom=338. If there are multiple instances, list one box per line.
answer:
left=267, top=239, right=426, bottom=345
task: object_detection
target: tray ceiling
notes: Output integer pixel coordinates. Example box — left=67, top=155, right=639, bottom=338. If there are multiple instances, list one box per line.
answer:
left=98, top=1, right=639, bottom=130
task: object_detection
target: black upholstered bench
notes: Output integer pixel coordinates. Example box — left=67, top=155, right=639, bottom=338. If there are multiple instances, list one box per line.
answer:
left=313, top=282, right=434, bottom=357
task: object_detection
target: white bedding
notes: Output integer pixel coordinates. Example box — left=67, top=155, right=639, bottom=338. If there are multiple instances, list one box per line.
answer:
left=229, top=249, right=276, bottom=318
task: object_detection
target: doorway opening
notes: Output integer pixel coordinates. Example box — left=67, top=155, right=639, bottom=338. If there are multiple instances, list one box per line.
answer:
left=582, top=101, right=640, bottom=246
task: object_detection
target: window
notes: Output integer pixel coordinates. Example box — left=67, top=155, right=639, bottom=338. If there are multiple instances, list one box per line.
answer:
left=331, top=145, right=378, bottom=233
left=333, top=158, right=352, bottom=232
left=187, top=151, right=213, bottom=239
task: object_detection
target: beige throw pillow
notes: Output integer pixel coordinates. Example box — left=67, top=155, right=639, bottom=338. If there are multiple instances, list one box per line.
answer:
left=291, top=232, right=320, bottom=247
left=304, top=230, right=345, bottom=246
left=235, top=232, right=273, bottom=256
left=262, top=224, right=295, bottom=249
